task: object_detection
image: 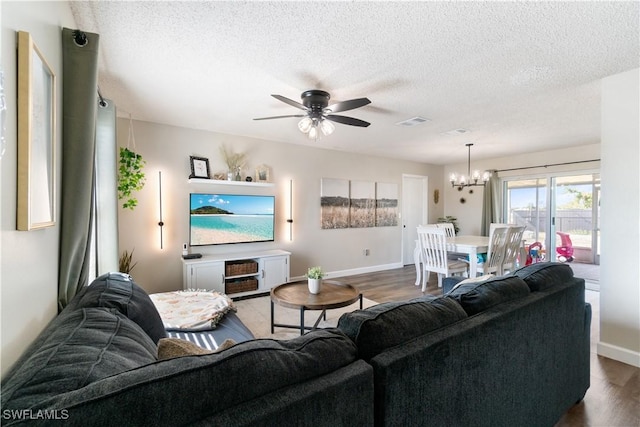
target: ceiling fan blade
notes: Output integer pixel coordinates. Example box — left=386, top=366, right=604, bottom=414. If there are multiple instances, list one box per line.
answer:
left=326, top=114, right=370, bottom=127
left=326, top=97, right=371, bottom=113
left=253, top=114, right=305, bottom=121
left=272, top=94, right=307, bottom=110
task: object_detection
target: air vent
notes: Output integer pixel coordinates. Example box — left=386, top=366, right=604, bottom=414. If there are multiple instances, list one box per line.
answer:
left=442, top=128, right=470, bottom=136
left=395, top=116, right=430, bottom=127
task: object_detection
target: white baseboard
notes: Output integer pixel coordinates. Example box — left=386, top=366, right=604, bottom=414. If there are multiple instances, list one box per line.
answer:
left=584, top=279, right=600, bottom=291
left=290, top=262, right=404, bottom=283
left=597, top=342, right=640, bottom=368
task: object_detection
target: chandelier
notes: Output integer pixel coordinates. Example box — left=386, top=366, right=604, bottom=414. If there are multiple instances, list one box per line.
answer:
left=449, top=143, right=490, bottom=189
left=298, top=116, right=335, bottom=140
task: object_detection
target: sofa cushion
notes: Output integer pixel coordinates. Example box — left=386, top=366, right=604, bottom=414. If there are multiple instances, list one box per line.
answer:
left=512, top=262, right=574, bottom=291
left=2, top=308, right=157, bottom=410
left=337, top=296, right=467, bottom=360
left=115, top=328, right=359, bottom=416
left=447, top=275, right=530, bottom=315
left=69, top=272, right=166, bottom=343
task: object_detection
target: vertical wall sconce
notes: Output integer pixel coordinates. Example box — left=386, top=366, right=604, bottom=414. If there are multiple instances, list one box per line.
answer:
left=158, top=171, right=164, bottom=249
left=287, top=179, right=294, bottom=241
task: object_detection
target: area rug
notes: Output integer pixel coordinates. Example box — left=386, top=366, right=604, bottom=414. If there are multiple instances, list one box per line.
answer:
left=234, top=295, right=378, bottom=340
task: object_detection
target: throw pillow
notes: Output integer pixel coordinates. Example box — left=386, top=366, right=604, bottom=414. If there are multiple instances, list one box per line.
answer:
left=157, top=338, right=236, bottom=360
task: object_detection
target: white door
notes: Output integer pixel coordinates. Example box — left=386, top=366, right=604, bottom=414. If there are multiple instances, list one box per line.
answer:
left=402, top=175, right=429, bottom=265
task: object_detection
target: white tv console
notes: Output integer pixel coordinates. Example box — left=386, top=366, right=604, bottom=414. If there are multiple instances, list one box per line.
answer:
left=181, top=249, right=291, bottom=298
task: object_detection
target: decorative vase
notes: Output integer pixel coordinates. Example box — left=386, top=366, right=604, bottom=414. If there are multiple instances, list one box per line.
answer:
left=308, top=278, right=321, bottom=294
left=227, top=171, right=233, bottom=181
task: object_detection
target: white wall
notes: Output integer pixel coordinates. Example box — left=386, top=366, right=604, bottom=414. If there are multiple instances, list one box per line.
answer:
left=599, top=68, right=640, bottom=367
left=1, top=2, right=76, bottom=377
left=443, top=144, right=601, bottom=235
left=116, top=118, right=444, bottom=294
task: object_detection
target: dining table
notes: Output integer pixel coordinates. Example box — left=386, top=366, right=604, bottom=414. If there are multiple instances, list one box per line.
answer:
left=414, top=235, right=490, bottom=286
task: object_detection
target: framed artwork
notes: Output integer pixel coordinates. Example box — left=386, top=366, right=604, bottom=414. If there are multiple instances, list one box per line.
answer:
left=320, top=178, right=350, bottom=229
left=189, top=155, right=210, bottom=179
left=349, top=180, right=375, bottom=228
left=17, top=31, right=56, bottom=230
left=375, top=182, right=399, bottom=226
left=255, top=164, right=270, bottom=182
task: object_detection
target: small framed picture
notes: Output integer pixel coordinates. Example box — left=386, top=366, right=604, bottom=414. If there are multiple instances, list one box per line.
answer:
left=255, top=164, right=270, bottom=182
left=189, top=156, right=210, bottom=179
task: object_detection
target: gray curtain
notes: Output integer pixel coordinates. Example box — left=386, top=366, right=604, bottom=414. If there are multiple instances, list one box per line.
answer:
left=480, top=172, right=500, bottom=236
left=58, top=28, right=100, bottom=310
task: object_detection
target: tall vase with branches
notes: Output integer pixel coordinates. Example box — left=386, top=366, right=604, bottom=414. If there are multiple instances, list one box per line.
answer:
left=219, top=144, right=246, bottom=181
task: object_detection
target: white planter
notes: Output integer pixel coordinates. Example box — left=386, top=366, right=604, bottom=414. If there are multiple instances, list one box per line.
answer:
left=308, top=278, right=322, bottom=294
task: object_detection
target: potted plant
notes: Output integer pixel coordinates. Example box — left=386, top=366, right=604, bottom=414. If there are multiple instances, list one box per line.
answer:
left=118, top=249, right=138, bottom=275
left=437, top=216, right=459, bottom=235
left=306, top=266, right=324, bottom=294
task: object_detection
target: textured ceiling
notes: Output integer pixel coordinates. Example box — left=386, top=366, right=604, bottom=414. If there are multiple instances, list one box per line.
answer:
left=69, top=1, right=639, bottom=165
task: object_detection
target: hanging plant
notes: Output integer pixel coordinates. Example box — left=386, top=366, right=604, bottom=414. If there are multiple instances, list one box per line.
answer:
left=118, top=115, right=146, bottom=210
left=118, top=147, right=146, bottom=209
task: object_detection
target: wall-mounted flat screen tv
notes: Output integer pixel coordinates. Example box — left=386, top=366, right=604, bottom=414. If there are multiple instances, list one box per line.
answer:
left=190, top=193, right=275, bottom=246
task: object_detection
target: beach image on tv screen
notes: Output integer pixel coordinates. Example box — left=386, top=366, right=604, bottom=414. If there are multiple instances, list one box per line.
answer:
left=190, top=194, right=275, bottom=245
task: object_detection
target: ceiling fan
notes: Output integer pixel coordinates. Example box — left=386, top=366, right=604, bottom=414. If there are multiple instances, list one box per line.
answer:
left=253, top=90, right=371, bottom=139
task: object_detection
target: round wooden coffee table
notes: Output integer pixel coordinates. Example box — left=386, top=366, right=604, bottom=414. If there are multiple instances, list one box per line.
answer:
left=270, top=280, right=363, bottom=335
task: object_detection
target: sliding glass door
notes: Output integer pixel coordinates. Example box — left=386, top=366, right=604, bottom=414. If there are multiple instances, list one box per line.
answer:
left=503, top=173, right=600, bottom=265
left=552, top=174, right=600, bottom=264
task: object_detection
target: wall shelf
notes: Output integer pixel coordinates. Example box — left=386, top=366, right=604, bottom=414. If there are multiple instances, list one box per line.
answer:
left=188, top=178, right=274, bottom=187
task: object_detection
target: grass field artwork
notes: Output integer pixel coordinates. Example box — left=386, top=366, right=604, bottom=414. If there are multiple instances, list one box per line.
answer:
left=349, top=180, right=376, bottom=228
left=321, top=178, right=350, bottom=229
left=376, top=182, right=398, bottom=226
left=321, top=178, right=400, bottom=229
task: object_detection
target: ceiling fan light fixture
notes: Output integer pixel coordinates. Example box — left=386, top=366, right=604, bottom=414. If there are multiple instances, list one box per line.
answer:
left=298, top=117, right=313, bottom=133
left=320, top=119, right=335, bottom=136
left=308, top=125, right=319, bottom=140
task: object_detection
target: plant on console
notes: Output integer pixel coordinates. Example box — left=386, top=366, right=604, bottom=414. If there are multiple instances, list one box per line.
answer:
left=306, top=266, right=325, bottom=279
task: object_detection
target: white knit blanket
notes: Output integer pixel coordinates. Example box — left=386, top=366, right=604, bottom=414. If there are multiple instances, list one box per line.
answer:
left=149, top=290, right=236, bottom=331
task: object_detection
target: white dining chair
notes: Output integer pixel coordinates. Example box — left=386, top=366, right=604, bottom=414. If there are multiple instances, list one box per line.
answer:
left=468, top=226, right=509, bottom=276
left=435, top=222, right=456, bottom=237
left=502, top=226, right=526, bottom=274
left=416, top=226, right=468, bottom=291
left=489, top=223, right=510, bottom=237
left=414, top=224, right=439, bottom=286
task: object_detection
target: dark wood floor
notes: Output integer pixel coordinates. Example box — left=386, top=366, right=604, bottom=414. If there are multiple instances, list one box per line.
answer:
left=335, top=265, right=640, bottom=427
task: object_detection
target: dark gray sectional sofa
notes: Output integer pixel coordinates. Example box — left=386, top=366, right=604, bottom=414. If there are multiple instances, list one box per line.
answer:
left=1, top=263, right=589, bottom=426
